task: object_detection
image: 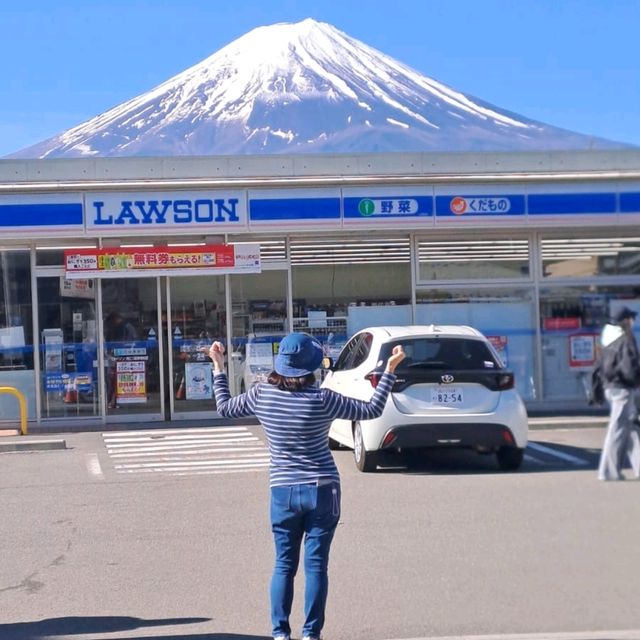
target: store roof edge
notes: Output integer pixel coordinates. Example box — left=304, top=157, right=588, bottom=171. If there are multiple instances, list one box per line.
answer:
left=1, top=149, right=640, bottom=191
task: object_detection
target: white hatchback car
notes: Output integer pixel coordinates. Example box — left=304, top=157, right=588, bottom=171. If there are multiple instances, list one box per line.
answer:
left=321, top=325, right=528, bottom=472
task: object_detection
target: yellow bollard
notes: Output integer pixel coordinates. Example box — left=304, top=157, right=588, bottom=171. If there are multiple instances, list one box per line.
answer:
left=0, top=386, right=28, bottom=435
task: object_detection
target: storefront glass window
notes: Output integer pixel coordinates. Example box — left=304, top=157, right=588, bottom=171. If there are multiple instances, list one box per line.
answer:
left=291, top=235, right=412, bottom=358
left=36, top=250, right=66, bottom=266
left=36, top=244, right=96, bottom=266
left=415, top=287, right=537, bottom=401
left=539, top=285, right=640, bottom=404
left=417, top=237, right=530, bottom=281
left=0, top=250, right=35, bottom=420
left=541, top=234, right=640, bottom=278
left=230, top=270, right=288, bottom=393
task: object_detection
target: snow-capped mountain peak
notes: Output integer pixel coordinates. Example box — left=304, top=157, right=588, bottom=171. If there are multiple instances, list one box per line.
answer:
left=7, top=18, right=626, bottom=158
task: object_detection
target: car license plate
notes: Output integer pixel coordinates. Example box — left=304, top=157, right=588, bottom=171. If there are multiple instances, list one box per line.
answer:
left=431, top=387, right=463, bottom=404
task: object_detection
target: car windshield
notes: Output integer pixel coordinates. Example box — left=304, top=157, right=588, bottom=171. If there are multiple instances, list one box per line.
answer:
left=379, top=337, right=500, bottom=371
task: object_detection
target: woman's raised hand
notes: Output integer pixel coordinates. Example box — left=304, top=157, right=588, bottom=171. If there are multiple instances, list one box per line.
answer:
left=385, top=345, right=405, bottom=374
left=208, top=341, right=226, bottom=373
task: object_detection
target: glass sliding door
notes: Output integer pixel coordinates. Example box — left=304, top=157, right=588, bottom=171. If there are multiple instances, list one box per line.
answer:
left=102, top=277, right=163, bottom=421
left=168, top=275, right=226, bottom=418
left=38, top=275, right=99, bottom=419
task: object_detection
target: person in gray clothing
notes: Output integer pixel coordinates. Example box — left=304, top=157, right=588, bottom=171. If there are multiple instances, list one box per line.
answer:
left=597, top=306, right=640, bottom=481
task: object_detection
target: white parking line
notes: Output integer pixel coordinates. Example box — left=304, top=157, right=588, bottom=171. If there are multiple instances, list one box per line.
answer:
left=527, top=441, right=589, bottom=465
left=118, top=461, right=270, bottom=474
left=523, top=453, right=548, bottom=466
left=170, top=466, right=268, bottom=476
left=103, top=433, right=257, bottom=444
left=109, top=446, right=267, bottom=458
left=105, top=437, right=259, bottom=450
left=102, top=426, right=249, bottom=437
left=114, top=453, right=270, bottom=469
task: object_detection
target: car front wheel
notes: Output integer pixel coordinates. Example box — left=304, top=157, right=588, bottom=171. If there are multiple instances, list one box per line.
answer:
left=496, top=446, right=524, bottom=471
left=353, top=422, right=379, bottom=472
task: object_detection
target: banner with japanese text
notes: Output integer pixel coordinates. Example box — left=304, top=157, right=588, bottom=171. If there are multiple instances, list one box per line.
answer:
left=64, top=244, right=260, bottom=279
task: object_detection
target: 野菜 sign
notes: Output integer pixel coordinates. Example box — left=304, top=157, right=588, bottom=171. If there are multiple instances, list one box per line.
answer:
left=358, top=198, right=420, bottom=216
left=64, top=244, right=261, bottom=278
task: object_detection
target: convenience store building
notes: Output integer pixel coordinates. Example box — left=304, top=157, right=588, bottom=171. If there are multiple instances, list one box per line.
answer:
left=1, top=149, right=639, bottom=428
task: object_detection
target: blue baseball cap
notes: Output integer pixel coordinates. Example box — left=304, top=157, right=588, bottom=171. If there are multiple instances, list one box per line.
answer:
left=275, top=333, right=324, bottom=377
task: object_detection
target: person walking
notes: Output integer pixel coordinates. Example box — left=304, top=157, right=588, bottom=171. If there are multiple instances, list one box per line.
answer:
left=208, top=332, right=405, bottom=640
left=597, top=306, right=640, bottom=481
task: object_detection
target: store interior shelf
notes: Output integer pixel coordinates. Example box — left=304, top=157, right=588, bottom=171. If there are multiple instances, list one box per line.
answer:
left=292, top=316, right=347, bottom=336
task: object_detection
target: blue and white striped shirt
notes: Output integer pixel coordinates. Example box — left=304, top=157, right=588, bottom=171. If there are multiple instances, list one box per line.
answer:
left=213, top=372, right=396, bottom=487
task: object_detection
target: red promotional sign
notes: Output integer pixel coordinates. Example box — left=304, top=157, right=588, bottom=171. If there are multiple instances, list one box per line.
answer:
left=543, top=317, right=581, bottom=331
left=64, top=244, right=260, bottom=278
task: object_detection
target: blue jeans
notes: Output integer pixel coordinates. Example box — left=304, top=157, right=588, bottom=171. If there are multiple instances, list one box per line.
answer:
left=270, top=481, right=341, bottom=639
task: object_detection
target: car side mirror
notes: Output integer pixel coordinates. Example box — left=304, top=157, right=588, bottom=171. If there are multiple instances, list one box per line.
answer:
left=321, top=356, right=334, bottom=370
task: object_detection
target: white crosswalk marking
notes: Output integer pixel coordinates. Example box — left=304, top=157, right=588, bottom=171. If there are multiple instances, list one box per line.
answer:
left=102, top=426, right=270, bottom=476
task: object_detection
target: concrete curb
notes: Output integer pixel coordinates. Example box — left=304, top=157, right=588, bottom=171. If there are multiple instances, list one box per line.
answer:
left=528, top=416, right=609, bottom=430
left=0, top=439, right=67, bottom=453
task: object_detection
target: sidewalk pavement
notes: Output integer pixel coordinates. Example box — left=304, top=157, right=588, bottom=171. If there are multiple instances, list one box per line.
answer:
left=528, top=415, right=609, bottom=430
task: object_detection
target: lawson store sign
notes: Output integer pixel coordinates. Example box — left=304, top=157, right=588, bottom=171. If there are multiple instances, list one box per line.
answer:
left=2, top=184, right=640, bottom=237
left=86, top=190, right=247, bottom=231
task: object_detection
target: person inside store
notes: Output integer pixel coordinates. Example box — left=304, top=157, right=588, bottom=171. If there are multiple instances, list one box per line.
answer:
left=596, top=306, right=640, bottom=481
left=207, top=332, right=405, bottom=640
left=104, top=311, right=138, bottom=409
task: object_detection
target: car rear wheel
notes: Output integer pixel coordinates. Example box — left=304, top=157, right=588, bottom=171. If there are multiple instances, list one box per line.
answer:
left=496, top=446, right=524, bottom=471
left=353, top=422, right=379, bottom=472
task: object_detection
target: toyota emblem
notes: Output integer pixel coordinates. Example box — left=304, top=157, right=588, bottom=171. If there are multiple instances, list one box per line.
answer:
left=441, top=374, right=455, bottom=384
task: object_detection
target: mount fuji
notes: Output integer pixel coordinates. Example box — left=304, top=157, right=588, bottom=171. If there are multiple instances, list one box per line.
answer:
left=7, top=18, right=628, bottom=159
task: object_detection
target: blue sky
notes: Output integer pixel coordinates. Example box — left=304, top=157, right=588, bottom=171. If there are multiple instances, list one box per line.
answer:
left=1, top=0, right=638, bottom=156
